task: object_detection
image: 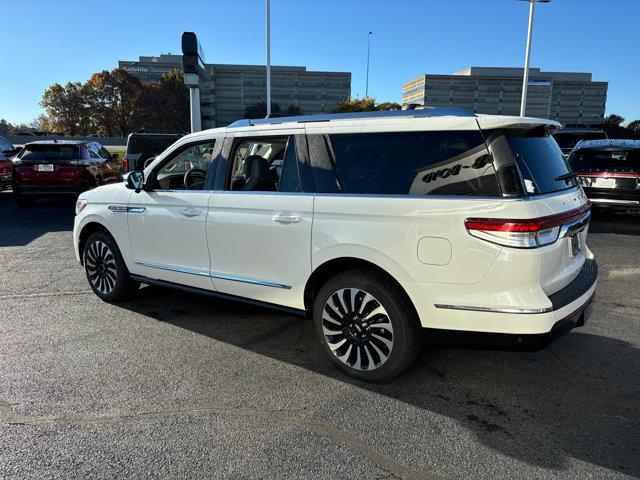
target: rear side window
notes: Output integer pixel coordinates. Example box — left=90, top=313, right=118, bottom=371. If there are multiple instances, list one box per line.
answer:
left=569, top=149, right=640, bottom=170
left=128, top=136, right=180, bottom=155
left=322, top=131, right=501, bottom=196
left=486, top=128, right=576, bottom=195
left=19, top=145, right=80, bottom=161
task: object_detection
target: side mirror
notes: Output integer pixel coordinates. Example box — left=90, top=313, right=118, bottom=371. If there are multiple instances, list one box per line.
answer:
left=111, top=153, right=119, bottom=161
left=126, top=171, right=145, bottom=193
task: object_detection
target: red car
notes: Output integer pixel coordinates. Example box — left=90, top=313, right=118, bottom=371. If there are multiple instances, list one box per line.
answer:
left=0, top=136, right=18, bottom=191
left=12, top=140, right=121, bottom=207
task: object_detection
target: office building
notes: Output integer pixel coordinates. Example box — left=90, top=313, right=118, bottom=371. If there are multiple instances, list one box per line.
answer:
left=119, top=55, right=351, bottom=128
left=403, top=67, right=607, bottom=127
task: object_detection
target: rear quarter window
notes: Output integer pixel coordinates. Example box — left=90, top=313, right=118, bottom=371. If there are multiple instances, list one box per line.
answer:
left=486, top=128, right=576, bottom=195
left=320, top=130, right=501, bottom=196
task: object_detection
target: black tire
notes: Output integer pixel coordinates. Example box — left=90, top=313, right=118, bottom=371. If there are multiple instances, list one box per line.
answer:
left=313, top=269, right=422, bottom=382
left=15, top=194, right=33, bottom=208
left=83, top=230, right=139, bottom=302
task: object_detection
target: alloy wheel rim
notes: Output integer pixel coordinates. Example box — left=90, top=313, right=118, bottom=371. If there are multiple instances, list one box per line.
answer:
left=85, top=241, right=117, bottom=295
left=322, top=288, right=394, bottom=371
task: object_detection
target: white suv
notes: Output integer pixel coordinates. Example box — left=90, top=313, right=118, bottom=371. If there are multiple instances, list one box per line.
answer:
left=73, top=109, right=597, bottom=381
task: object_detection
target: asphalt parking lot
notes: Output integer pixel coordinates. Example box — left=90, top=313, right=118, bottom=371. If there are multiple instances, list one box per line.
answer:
left=0, top=191, right=638, bottom=480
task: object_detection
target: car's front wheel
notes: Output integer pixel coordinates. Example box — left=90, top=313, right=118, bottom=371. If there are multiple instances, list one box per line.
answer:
left=313, top=270, right=422, bottom=382
left=83, top=231, right=139, bottom=302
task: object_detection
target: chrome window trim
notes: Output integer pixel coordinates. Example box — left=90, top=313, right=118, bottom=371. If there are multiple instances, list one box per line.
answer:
left=434, top=303, right=553, bottom=314
left=148, top=186, right=581, bottom=201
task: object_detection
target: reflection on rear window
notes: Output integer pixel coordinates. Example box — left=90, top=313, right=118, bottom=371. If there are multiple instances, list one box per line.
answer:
left=570, top=149, right=640, bottom=170
left=508, top=135, right=576, bottom=194
left=553, top=132, right=607, bottom=150
left=20, top=145, right=79, bottom=161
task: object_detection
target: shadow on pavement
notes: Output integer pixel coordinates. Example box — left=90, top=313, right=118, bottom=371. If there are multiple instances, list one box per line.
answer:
left=0, top=191, right=75, bottom=247
left=119, top=284, right=639, bottom=478
left=589, top=208, right=640, bottom=236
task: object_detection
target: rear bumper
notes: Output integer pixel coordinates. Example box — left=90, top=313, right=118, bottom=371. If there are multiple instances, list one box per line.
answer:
left=582, top=188, right=640, bottom=208
left=12, top=184, right=92, bottom=196
left=404, top=259, right=598, bottom=335
left=424, top=293, right=595, bottom=351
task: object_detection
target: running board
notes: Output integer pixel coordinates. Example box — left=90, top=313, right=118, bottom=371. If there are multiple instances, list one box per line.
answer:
left=129, top=274, right=307, bottom=318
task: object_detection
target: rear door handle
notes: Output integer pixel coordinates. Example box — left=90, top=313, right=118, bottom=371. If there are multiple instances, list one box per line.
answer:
left=180, top=208, right=201, bottom=217
left=272, top=214, right=301, bottom=224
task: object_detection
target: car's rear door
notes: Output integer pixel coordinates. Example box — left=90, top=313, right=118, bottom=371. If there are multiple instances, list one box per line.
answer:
left=127, top=139, right=218, bottom=290
left=206, top=129, right=312, bottom=310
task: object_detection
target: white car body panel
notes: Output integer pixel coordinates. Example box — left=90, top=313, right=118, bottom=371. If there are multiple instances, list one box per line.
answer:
left=73, top=112, right=595, bottom=337
left=206, top=191, right=313, bottom=309
left=127, top=190, right=213, bottom=290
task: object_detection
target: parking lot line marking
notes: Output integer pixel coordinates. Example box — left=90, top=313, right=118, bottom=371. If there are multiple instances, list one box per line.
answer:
left=0, top=290, right=93, bottom=300
left=0, top=401, right=444, bottom=480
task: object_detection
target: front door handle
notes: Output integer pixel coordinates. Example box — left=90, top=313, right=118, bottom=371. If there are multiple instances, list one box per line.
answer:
left=180, top=208, right=201, bottom=218
left=272, top=214, right=301, bottom=224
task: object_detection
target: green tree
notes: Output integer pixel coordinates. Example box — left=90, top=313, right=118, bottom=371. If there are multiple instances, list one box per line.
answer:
left=0, top=119, right=11, bottom=134
left=285, top=104, right=303, bottom=115
left=83, top=68, right=142, bottom=136
left=133, top=69, right=190, bottom=132
left=626, top=120, right=640, bottom=139
left=40, top=81, right=88, bottom=135
left=330, top=97, right=401, bottom=113
left=375, top=101, right=402, bottom=111
left=602, top=114, right=627, bottom=139
left=244, top=101, right=282, bottom=119
left=331, top=97, right=377, bottom=113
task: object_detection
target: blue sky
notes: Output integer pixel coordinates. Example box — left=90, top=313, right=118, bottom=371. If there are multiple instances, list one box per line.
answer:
left=2, top=0, right=638, bottom=124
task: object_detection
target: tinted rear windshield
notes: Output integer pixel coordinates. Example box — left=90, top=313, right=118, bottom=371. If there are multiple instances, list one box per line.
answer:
left=128, top=136, right=181, bottom=155
left=569, top=149, right=640, bottom=170
left=486, top=128, right=577, bottom=195
left=19, top=144, right=80, bottom=161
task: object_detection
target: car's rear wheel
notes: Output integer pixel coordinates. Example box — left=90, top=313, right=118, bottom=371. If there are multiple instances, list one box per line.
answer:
left=83, top=231, right=139, bottom=302
left=15, top=195, right=33, bottom=208
left=313, top=270, right=422, bottom=382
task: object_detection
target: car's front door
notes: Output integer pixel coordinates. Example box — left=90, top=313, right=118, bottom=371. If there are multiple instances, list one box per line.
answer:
left=128, top=139, right=218, bottom=290
left=207, top=132, right=313, bottom=309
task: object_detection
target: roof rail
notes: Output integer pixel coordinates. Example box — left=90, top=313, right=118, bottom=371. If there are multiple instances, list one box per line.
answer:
left=227, top=107, right=476, bottom=128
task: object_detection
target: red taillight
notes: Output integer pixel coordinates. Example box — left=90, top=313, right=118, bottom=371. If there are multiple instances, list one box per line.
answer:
left=464, top=219, right=543, bottom=233
left=122, top=156, right=129, bottom=171
left=465, top=204, right=591, bottom=248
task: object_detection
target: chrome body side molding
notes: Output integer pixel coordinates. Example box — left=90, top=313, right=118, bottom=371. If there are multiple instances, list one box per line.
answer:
left=434, top=303, right=553, bottom=314
left=134, top=260, right=210, bottom=277
left=134, top=261, right=291, bottom=289
left=210, top=272, right=292, bottom=290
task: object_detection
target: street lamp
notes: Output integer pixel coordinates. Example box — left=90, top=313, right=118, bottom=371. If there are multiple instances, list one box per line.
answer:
left=519, top=0, right=551, bottom=117
left=365, top=31, right=372, bottom=98
left=266, top=0, right=271, bottom=117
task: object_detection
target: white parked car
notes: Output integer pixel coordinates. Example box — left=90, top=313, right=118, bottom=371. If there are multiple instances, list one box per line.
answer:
left=73, top=109, right=597, bottom=381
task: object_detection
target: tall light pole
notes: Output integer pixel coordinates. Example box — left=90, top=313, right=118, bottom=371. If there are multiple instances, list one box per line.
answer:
left=519, top=0, right=551, bottom=117
left=266, top=0, right=271, bottom=117
left=365, top=31, right=372, bottom=98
